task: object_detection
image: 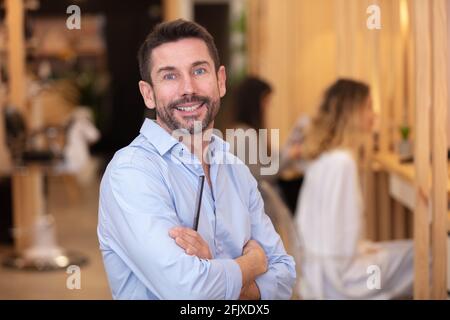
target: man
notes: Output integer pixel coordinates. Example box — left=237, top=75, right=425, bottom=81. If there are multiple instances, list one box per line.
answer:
left=97, top=19, right=296, bottom=300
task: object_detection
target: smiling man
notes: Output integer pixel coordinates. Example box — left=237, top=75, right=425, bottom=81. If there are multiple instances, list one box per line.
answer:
left=97, top=19, right=296, bottom=300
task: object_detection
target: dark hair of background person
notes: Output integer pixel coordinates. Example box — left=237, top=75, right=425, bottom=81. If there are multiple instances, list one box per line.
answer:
left=137, top=19, right=221, bottom=85
left=233, top=76, right=272, bottom=130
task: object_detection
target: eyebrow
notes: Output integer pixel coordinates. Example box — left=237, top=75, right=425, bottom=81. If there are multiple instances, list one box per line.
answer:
left=192, top=60, right=210, bottom=68
left=156, top=66, right=176, bottom=74
left=156, top=61, right=211, bottom=75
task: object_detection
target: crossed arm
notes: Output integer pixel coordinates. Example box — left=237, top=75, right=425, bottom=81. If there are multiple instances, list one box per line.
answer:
left=169, top=227, right=266, bottom=299
left=101, top=160, right=296, bottom=299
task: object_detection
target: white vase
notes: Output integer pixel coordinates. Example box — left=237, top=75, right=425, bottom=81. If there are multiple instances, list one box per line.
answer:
left=398, top=140, right=413, bottom=162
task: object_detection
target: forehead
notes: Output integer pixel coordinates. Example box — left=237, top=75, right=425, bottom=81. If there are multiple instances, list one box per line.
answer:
left=150, top=38, right=213, bottom=70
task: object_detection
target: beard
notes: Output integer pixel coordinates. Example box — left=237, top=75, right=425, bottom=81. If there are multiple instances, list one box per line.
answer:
left=155, top=94, right=220, bottom=134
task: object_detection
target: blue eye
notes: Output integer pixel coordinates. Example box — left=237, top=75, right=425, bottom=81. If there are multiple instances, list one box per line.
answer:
left=194, top=68, right=206, bottom=75
left=163, top=73, right=177, bottom=80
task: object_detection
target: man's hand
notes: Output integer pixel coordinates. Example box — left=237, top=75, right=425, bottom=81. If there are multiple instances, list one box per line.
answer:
left=169, top=227, right=212, bottom=260
left=235, top=240, right=267, bottom=287
left=239, top=281, right=261, bottom=300
left=242, top=240, right=268, bottom=274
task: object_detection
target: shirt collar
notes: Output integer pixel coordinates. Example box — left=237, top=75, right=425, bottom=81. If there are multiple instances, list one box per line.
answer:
left=139, top=118, right=179, bottom=156
left=139, top=118, right=230, bottom=158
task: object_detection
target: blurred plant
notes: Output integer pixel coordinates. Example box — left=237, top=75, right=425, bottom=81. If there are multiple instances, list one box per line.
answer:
left=399, top=125, right=410, bottom=141
left=74, top=68, right=109, bottom=129
left=229, top=3, right=247, bottom=86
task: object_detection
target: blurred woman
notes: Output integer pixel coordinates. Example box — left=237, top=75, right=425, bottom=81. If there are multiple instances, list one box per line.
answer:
left=230, top=77, right=302, bottom=295
left=232, top=76, right=275, bottom=181
left=295, top=79, right=413, bottom=299
left=231, top=76, right=301, bottom=181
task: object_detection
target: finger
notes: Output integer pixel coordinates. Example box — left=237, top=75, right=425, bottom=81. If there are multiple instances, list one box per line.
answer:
left=176, top=229, right=204, bottom=248
left=168, top=228, right=179, bottom=238
left=169, top=226, right=187, bottom=237
left=175, top=236, right=197, bottom=255
left=175, top=238, right=198, bottom=256
left=185, top=247, right=197, bottom=256
left=170, top=227, right=201, bottom=245
left=177, top=227, right=203, bottom=240
left=178, top=233, right=203, bottom=250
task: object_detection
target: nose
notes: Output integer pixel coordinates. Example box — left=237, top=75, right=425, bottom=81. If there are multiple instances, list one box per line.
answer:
left=181, top=73, right=197, bottom=96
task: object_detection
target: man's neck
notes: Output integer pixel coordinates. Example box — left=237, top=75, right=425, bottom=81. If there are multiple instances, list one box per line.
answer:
left=155, top=118, right=214, bottom=164
left=185, top=128, right=213, bottom=166
left=184, top=128, right=214, bottom=189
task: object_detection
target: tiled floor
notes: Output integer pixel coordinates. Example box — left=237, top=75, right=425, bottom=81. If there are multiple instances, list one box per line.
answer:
left=0, top=173, right=111, bottom=299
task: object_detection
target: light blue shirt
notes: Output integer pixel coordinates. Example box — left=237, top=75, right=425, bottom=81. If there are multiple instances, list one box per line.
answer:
left=97, top=119, right=296, bottom=300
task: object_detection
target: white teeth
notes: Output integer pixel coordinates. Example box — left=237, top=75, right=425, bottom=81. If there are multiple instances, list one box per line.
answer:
left=176, top=103, right=202, bottom=112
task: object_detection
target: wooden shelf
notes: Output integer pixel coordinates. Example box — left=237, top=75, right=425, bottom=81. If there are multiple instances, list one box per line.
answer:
left=374, top=152, right=450, bottom=232
left=374, top=152, right=450, bottom=197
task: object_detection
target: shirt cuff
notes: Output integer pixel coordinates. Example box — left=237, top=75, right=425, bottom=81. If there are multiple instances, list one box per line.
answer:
left=211, top=259, right=242, bottom=300
left=255, top=270, right=277, bottom=300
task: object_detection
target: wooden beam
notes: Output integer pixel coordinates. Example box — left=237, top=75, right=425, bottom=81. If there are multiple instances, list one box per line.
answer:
left=0, top=86, right=11, bottom=174
left=163, top=0, right=179, bottom=21
left=364, top=144, right=377, bottom=241
left=162, top=0, right=192, bottom=21
left=12, top=167, right=45, bottom=251
left=377, top=172, right=392, bottom=240
left=393, top=201, right=407, bottom=239
left=430, top=0, right=448, bottom=300
left=6, top=0, right=45, bottom=253
left=413, top=0, right=432, bottom=300
left=5, top=0, right=26, bottom=110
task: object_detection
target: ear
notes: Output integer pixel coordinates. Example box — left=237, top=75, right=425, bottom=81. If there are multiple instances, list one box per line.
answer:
left=217, top=66, right=226, bottom=98
left=138, top=80, right=156, bottom=109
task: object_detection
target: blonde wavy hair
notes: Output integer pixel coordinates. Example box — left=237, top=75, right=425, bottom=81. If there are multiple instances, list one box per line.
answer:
left=302, top=78, right=370, bottom=160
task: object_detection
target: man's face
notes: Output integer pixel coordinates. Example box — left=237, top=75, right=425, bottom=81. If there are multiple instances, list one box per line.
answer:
left=139, top=38, right=226, bottom=134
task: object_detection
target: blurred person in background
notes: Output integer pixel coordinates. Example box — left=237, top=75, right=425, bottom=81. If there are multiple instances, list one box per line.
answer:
left=294, top=79, right=414, bottom=299
left=229, top=76, right=304, bottom=296
left=230, top=76, right=302, bottom=183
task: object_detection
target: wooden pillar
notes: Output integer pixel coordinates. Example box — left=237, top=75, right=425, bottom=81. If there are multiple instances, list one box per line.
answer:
left=247, top=0, right=267, bottom=75
left=364, top=145, right=377, bottom=241
left=0, top=87, right=11, bottom=174
left=163, top=0, right=179, bottom=21
left=162, top=0, right=192, bottom=21
left=6, top=0, right=25, bottom=110
left=12, top=167, right=45, bottom=251
left=393, top=202, right=407, bottom=239
left=6, top=0, right=45, bottom=252
left=377, top=172, right=392, bottom=240
left=413, top=0, right=431, bottom=300
left=430, top=0, right=448, bottom=300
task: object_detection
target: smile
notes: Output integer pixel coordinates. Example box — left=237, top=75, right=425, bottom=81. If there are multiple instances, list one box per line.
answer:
left=175, top=102, right=204, bottom=112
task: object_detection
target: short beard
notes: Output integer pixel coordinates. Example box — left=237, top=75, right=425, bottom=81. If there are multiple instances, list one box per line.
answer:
left=155, top=94, right=220, bottom=134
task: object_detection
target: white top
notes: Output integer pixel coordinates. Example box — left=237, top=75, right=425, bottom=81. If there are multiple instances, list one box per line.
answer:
left=294, top=149, right=414, bottom=299
left=297, top=149, right=363, bottom=257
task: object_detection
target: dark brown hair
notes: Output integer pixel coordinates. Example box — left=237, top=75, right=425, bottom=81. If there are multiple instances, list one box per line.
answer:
left=233, top=76, right=272, bottom=129
left=137, top=19, right=220, bottom=85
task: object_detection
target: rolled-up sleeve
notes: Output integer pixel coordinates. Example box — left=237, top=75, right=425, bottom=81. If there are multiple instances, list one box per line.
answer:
left=99, top=157, right=242, bottom=300
left=248, top=178, right=297, bottom=300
